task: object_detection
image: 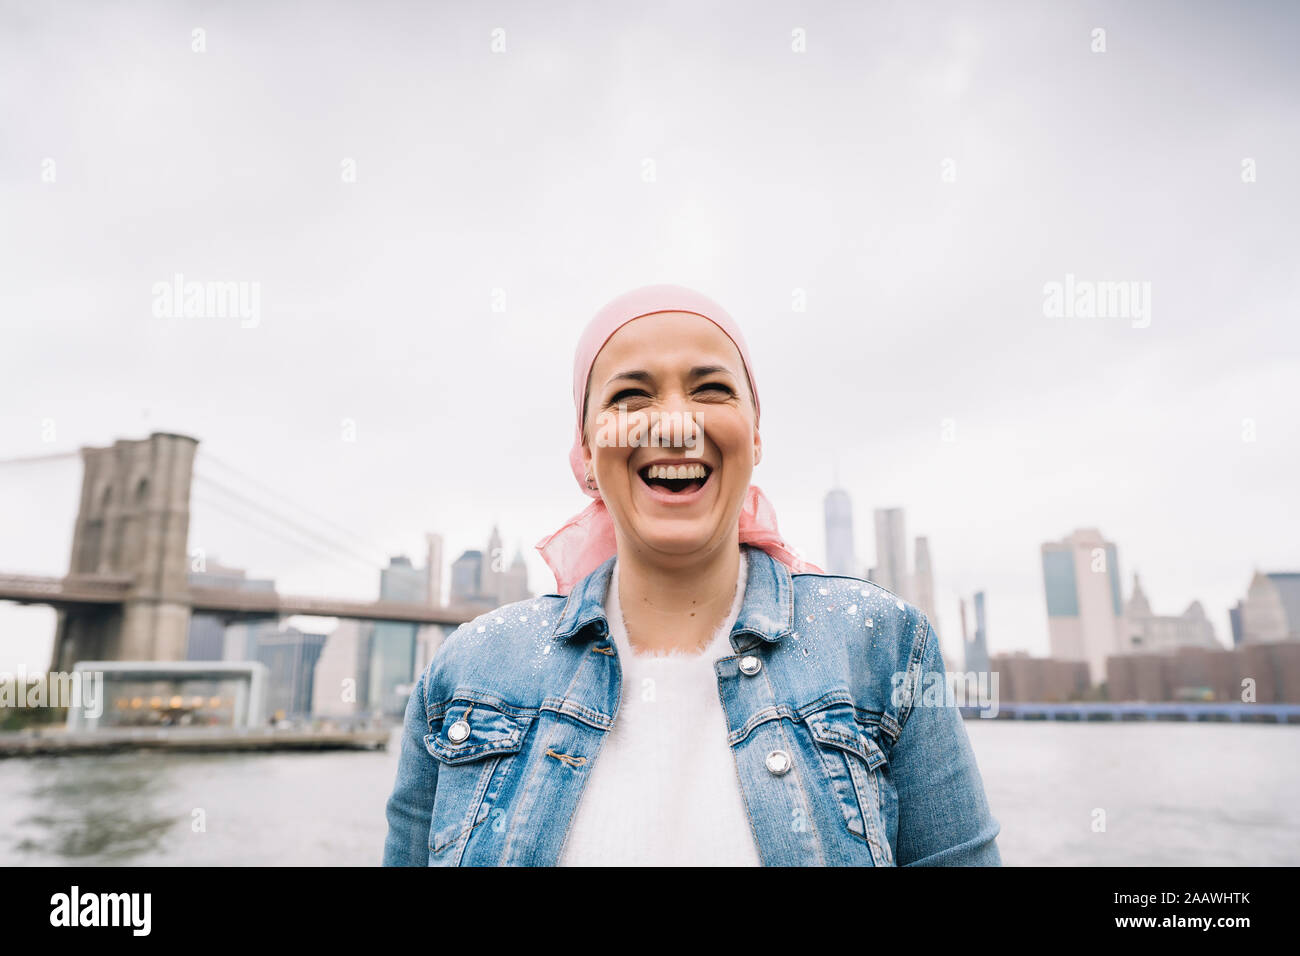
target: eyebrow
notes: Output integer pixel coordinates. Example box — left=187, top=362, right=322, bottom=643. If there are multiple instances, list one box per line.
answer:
left=603, top=365, right=735, bottom=388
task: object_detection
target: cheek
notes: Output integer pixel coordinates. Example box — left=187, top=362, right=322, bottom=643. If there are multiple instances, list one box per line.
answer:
left=703, top=410, right=753, bottom=458
left=591, top=409, right=658, bottom=455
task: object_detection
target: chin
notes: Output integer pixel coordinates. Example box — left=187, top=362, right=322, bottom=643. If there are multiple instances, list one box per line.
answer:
left=639, top=515, right=743, bottom=554
left=633, top=520, right=727, bottom=557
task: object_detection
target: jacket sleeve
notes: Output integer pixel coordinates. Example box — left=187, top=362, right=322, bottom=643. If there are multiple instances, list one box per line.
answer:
left=888, top=612, right=1002, bottom=866
left=381, top=665, right=439, bottom=866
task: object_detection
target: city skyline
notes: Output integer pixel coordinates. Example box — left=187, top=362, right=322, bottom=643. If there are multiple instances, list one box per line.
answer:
left=4, top=433, right=1290, bottom=682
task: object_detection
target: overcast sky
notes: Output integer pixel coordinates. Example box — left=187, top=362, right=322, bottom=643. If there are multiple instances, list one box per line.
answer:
left=2, top=0, right=1297, bottom=673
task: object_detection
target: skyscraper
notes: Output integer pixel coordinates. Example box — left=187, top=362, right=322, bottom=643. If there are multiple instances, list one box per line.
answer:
left=450, top=550, right=484, bottom=606
left=311, top=619, right=369, bottom=718
left=824, top=488, right=858, bottom=576
left=450, top=528, right=534, bottom=611
left=418, top=532, right=447, bottom=684
left=1121, top=573, right=1219, bottom=653
left=912, top=536, right=936, bottom=626
left=873, top=508, right=908, bottom=598
left=483, top=525, right=504, bottom=602
left=963, top=591, right=990, bottom=675
left=1237, top=572, right=1300, bottom=643
left=425, top=532, right=444, bottom=608
left=256, top=625, right=327, bottom=720
left=1229, top=602, right=1244, bottom=646
left=499, top=547, right=531, bottom=604
left=1041, top=528, right=1124, bottom=686
left=186, top=559, right=277, bottom=661
left=369, top=555, right=427, bottom=716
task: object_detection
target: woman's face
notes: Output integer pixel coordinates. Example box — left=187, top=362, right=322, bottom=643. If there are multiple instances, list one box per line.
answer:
left=582, top=311, right=762, bottom=562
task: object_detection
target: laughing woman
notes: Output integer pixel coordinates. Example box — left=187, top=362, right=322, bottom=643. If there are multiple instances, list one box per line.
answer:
left=383, top=284, right=1002, bottom=866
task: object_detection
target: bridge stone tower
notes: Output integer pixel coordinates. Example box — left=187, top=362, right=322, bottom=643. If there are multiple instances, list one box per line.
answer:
left=51, top=432, right=199, bottom=670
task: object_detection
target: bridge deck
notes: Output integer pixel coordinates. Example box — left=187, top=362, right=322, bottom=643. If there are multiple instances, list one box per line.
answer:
left=0, top=573, right=481, bottom=626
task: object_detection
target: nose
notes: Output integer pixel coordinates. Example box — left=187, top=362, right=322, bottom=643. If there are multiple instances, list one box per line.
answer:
left=647, top=394, right=704, bottom=454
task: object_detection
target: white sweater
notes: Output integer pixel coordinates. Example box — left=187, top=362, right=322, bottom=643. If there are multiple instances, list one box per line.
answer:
left=558, top=549, right=762, bottom=866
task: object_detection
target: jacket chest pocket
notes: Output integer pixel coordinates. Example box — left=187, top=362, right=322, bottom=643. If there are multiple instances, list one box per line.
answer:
left=423, top=701, right=531, bottom=860
left=806, top=706, right=896, bottom=866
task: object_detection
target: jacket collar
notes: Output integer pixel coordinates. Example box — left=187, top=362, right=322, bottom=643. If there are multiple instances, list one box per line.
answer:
left=551, top=543, right=795, bottom=651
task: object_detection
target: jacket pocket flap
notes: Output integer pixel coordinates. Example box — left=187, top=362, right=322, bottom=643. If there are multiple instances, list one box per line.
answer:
left=425, top=700, right=528, bottom=765
left=807, top=708, right=887, bottom=771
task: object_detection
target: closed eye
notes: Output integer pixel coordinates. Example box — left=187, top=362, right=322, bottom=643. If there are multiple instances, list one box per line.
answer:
left=609, top=383, right=732, bottom=404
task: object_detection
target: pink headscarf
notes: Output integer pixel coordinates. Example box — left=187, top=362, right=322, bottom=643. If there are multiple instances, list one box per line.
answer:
left=534, top=283, right=824, bottom=594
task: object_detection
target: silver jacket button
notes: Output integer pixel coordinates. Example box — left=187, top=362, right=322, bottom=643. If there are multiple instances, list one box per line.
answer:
left=447, top=719, right=471, bottom=743
left=739, top=655, right=762, bottom=675
left=765, top=749, right=791, bottom=775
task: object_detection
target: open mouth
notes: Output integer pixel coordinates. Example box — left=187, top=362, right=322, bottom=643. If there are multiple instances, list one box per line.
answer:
left=637, top=462, right=713, bottom=495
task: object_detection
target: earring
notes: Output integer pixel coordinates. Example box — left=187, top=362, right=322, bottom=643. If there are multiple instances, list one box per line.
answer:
left=585, top=473, right=596, bottom=490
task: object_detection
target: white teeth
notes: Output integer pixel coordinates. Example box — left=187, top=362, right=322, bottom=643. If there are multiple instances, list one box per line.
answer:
left=646, top=463, right=708, bottom=480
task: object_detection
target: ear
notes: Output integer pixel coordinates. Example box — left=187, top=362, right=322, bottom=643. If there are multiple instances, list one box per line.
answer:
left=753, top=426, right=762, bottom=468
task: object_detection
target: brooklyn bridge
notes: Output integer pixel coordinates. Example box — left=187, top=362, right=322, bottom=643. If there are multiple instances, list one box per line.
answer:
left=0, top=432, right=480, bottom=672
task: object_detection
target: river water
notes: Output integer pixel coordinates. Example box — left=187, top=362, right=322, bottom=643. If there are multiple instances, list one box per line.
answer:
left=2, top=722, right=1297, bottom=865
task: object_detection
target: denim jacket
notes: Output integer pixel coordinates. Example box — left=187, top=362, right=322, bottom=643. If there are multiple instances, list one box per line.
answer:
left=383, top=543, right=1001, bottom=866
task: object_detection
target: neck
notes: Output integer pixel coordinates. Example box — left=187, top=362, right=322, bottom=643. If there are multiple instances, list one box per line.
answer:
left=613, top=535, right=743, bottom=655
